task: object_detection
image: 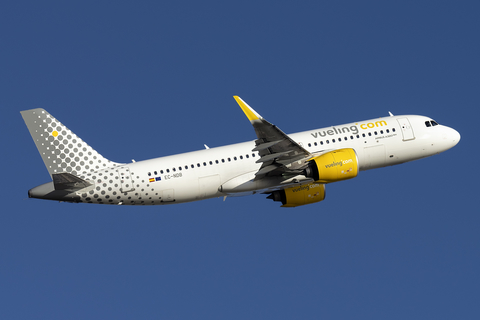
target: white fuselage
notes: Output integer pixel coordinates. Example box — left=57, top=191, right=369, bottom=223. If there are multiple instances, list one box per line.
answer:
left=32, top=114, right=456, bottom=205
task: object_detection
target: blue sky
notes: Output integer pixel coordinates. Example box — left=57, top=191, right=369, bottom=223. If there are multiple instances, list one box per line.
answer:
left=1, top=1, right=479, bottom=319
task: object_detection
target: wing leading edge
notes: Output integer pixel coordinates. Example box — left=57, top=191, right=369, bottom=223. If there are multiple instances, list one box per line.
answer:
left=233, top=96, right=313, bottom=180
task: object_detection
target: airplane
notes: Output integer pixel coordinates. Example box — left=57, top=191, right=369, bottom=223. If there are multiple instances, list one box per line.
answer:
left=21, top=96, right=460, bottom=207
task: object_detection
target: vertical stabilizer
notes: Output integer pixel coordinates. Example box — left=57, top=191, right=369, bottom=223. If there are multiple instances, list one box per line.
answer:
left=21, top=108, right=122, bottom=177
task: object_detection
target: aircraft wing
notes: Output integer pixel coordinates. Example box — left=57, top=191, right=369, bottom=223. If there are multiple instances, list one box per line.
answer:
left=234, top=96, right=313, bottom=179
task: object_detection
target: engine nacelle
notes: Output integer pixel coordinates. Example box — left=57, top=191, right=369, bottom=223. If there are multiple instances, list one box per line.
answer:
left=267, top=182, right=326, bottom=207
left=304, top=148, right=358, bottom=183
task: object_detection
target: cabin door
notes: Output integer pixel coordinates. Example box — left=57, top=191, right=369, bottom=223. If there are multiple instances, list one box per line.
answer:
left=117, top=166, right=135, bottom=193
left=397, top=118, right=415, bottom=141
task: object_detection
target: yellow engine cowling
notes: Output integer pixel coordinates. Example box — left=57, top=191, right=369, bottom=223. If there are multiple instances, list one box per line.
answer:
left=304, top=148, right=359, bottom=183
left=267, top=182, right=326, bottom=207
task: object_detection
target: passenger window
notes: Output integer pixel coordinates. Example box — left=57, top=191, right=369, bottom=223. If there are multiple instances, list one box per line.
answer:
left=166, top=169, right=170, bottom=173
left=246, top=154, right=249, bottom=158
left=308, top=143, right=311, bottom=147
left=240, top=155, right=243, bottom=160
left=215, top=160, right=219, bottom=164
left=172, top=168, right=176, bottom=172
left=148, top=172, right=151, bottom=176
left=314, top=142, right=317, bottom=146
left=221, top=159, right=225, bottom=163
left=320, top=141, right=324, bottom=145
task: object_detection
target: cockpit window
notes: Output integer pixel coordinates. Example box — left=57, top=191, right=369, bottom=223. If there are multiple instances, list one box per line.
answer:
left=425, top=121, right=431, bottom=127
left=431, top=120, right=438, bottom=126
left=425, top=120, right=439, bottom=127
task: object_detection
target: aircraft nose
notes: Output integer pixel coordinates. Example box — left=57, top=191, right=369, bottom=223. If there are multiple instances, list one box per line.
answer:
left=450, top=127, right=461, bottom=146
left=440, top=126, right=460, bottom=150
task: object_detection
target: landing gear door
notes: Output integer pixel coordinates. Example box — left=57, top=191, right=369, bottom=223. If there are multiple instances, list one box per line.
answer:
left=397, top=118, right=415, bottom=141
left=117, top=166, right=135, bottom=193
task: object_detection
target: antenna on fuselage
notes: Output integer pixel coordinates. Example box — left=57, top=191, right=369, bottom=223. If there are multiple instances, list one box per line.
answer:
left=388, top=112, right=394, bottom=116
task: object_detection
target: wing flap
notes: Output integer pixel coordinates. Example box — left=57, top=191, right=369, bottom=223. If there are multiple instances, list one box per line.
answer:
left=255, top=165, right=282, bottom=176
left=276, top=154, right=310, bottom=166
left=252, top=140, right=282, bottom=151
left=255, top=150, right=293, bottom=163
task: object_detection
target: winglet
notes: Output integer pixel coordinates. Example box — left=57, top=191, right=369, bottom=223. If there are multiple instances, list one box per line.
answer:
left=234, top=96, right=262, bottom=122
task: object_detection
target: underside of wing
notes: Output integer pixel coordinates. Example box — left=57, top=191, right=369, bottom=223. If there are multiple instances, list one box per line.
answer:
left=234, top=96, right=313, bottom=180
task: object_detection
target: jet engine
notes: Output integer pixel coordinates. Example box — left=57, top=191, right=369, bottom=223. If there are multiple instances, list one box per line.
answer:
left=303, top=148, right=358, bottom=183
left=267, top=182, right=326, bottom=207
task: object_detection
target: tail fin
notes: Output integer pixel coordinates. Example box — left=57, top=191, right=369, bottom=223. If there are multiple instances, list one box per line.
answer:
left=21, top=108, right=122, bottom=177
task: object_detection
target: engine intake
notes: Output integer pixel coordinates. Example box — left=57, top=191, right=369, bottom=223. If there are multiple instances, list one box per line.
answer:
left=267, top=182, right=326, bottom=207
left=304, top=148, right=358, bottom=183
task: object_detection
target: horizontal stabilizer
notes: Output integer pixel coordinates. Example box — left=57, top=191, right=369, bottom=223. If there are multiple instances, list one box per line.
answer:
left=52, top=173, right=92, bottom=191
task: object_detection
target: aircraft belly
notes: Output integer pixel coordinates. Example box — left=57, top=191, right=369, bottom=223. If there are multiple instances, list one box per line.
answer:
left=362, top=145, right=386, bottom=170
left=151, top=174, right=204, bottom=204
left=198, top=174, right=222, bottom=199
left=220, top=171, right=312, bottom=194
